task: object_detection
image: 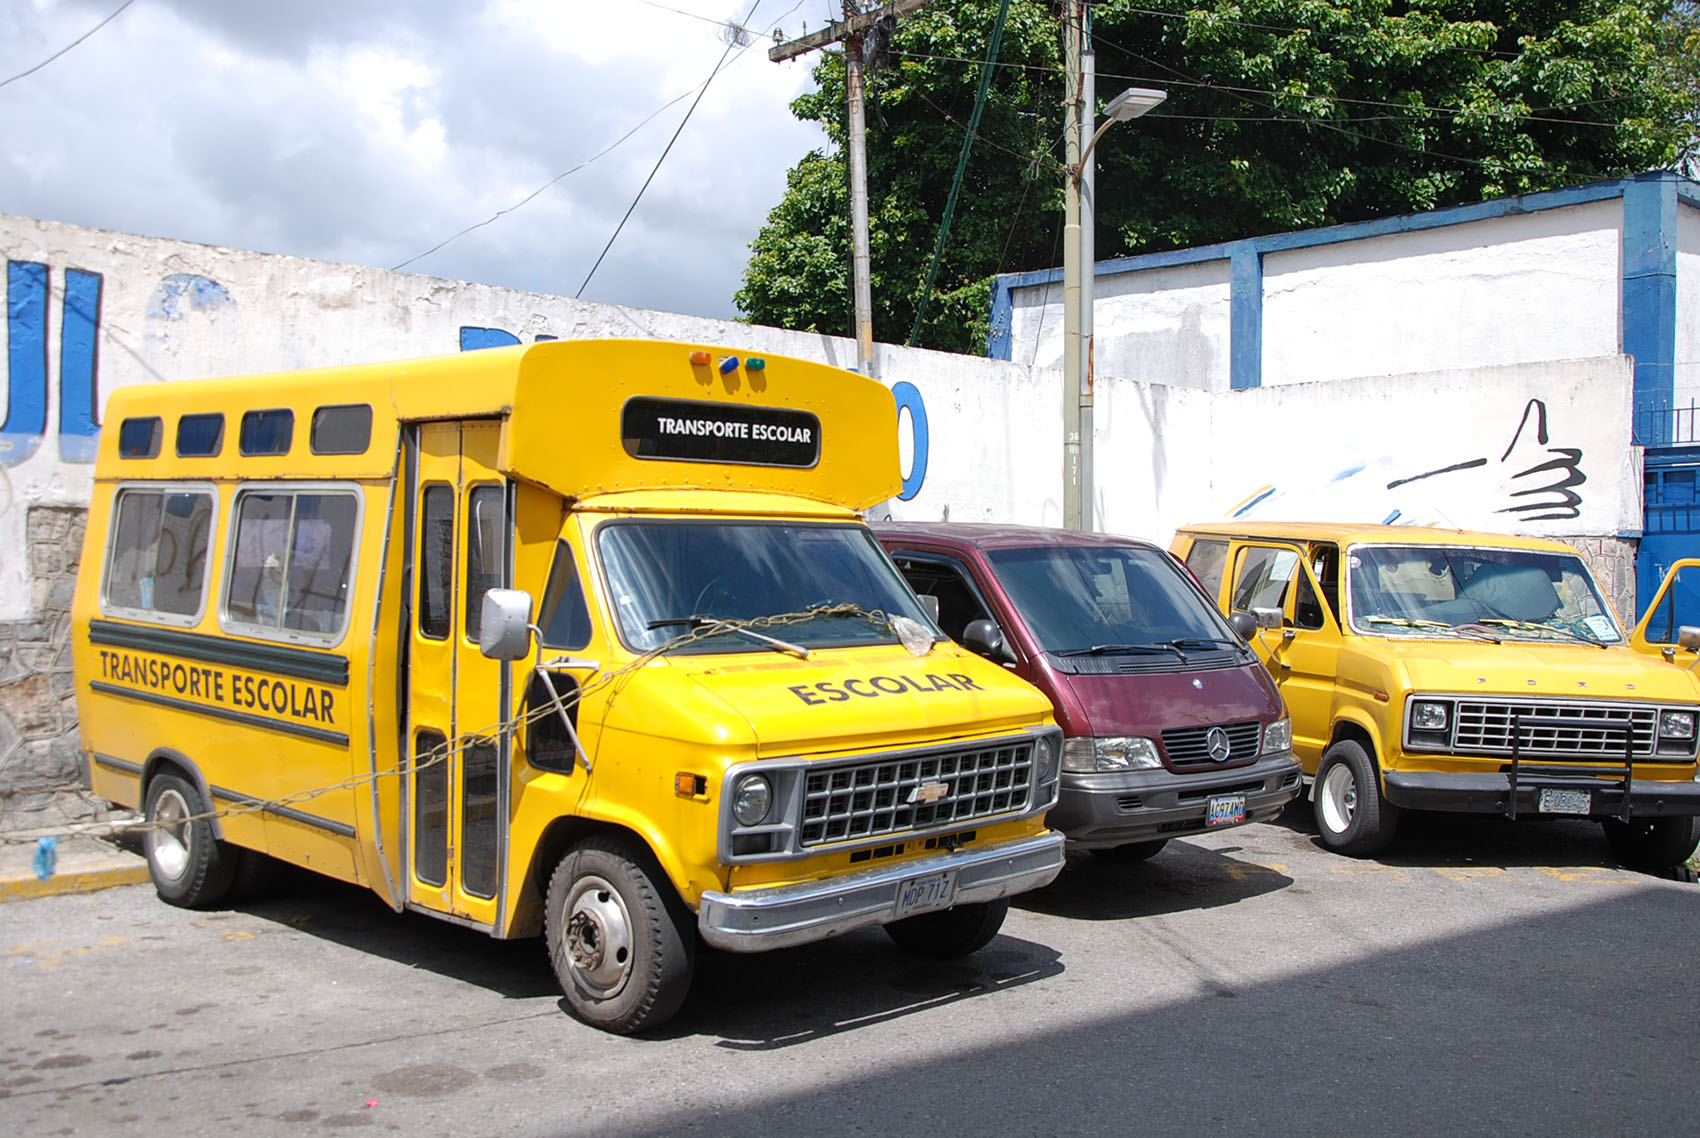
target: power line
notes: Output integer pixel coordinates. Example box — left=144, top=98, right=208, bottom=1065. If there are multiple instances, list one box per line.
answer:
left=0, top=0, right=137, bottom=91
left=576, top=0, right=767, bottom=298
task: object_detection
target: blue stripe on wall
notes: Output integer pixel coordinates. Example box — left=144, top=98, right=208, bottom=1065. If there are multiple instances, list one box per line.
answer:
left=58, top=269, right=102, bottom=461
left=2, top=260, right=49, bottom=467
left=1622, top=173, right=1679, bottom=446
left=1229, top=246, right=1262, bottom=390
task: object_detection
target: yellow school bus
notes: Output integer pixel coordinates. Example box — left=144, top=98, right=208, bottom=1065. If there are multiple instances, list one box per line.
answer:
left=72, top=340, right=1064, bottom=1032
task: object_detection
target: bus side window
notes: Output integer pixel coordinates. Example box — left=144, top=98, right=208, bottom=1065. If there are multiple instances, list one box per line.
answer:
left=105, top=488, right=215, bottom=619
left=225, top=488, right=359, bottom=638
left=527, top=541, right=593, bottom=773
left=463, top=485, right=505, bottom=644
left=418, top=485, right=454, bottom=640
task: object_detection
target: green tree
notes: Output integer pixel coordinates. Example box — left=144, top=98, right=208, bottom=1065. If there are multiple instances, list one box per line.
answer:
left=737, top=0, right=1693, bottom=354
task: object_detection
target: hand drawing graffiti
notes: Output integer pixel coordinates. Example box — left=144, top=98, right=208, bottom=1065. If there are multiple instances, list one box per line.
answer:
left=1385, top=399, right=1585, bottom=522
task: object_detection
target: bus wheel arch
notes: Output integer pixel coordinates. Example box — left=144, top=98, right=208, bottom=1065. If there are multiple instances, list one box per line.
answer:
left=543, top=833, right=695, bottom=1034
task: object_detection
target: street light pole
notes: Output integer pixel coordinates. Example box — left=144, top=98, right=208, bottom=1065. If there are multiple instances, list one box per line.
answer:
left=1061, top=62, right=1166, bottom=531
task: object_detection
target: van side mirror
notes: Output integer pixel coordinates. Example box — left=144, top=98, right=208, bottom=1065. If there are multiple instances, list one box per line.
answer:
left=1252, top=606, right=1284, bottom=630
left=479, top=589, right=535, bottom=661
left=1228, top=611, right=1257, bottom=640
left=962, top=618, right=1015, bottom=665
left=1679, top=626, right=1700, bottom=652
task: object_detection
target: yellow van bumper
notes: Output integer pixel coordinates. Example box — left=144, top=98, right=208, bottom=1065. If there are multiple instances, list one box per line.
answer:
left=697, top=830, right=1065, bottom=951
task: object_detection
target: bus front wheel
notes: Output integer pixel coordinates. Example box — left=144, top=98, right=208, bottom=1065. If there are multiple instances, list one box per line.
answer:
left=142, top=771, right=239, bottom=908
left=545, top=837, right=694, bottom=1034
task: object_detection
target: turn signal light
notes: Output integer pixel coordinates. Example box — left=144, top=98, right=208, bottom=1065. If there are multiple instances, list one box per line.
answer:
left=688, top=350, right=711, bottom=366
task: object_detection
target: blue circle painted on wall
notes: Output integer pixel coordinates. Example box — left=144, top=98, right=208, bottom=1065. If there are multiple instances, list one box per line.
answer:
left=890, top=381, right=929, bottom=502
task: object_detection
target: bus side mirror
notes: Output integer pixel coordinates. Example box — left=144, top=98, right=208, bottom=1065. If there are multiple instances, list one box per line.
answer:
left=962, top=618, right=1015, bottom=665
left=479, top=589, right=535, bottom=661
left=1228, top=611, right=1257, bottom=640
left=1679, top=626, right=1700, bottom=652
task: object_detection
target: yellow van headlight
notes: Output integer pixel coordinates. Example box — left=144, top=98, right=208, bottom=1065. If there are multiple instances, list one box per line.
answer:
left=1660, top=711, right=1696, bottom=741
left=1062, top=737, right=1162, bottom=772
left=1411, top=701, right=1450, bottom=731
left=732, top=774, right=772, bottom=826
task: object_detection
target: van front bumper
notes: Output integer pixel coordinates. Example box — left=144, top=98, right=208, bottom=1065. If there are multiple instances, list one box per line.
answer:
left=1384, top=770, right=1700, bottom=818
left=697, top=830, right=1065, bottom=952
left=1047, top=751, right=1302, bottom=848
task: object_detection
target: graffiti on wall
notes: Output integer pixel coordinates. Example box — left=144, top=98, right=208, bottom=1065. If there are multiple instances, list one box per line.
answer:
left=1231, top=398, right=1590, bottom=528
left=3, top=261, right=102, bottom=466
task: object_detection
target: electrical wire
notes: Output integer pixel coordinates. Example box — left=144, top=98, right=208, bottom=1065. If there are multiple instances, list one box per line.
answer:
left=0, top=0, right=137, bottom=91
left=576, top=0, right=766, bottom=298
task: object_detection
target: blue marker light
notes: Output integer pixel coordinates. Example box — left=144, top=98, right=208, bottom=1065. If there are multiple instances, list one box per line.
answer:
left=719, top=356, right=740, bottom=374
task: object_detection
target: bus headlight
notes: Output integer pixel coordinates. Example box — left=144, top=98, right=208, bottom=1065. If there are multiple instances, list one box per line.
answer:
left=1062, top=736, right=1162, bottom=772
left=732, top=774, right=772, bottom=826
left=1660, top=710, right=1696, bottom=741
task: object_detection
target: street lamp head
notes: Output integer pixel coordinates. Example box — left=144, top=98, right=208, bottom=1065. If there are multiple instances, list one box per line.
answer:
left=1103, top=86, right=1167, bottom=121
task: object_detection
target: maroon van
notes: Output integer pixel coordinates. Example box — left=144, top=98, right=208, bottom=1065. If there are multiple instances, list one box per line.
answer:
left=873, top=522, right=1301, bottom=860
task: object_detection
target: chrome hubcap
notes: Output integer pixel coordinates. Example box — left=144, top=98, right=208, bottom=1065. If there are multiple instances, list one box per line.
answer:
left=148, top=786, right=192, bottom=882
left=1320, top=764, right=1357, bottom=834
left=565, top=874, right=633, bottom=997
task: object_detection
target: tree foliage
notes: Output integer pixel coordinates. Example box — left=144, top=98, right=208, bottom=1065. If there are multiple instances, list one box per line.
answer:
left=737, top=0, right=1694, bottom=354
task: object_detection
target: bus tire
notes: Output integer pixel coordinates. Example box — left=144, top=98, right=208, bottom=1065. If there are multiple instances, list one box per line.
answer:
left=883, top=897, right=1009, bottom=959
left=545, top=837, right=694, bottom=1035
left=1090, top=838, right=1168, bottom=863
left=142, top=771, right=239, bottom=909
left=1603, top=816, right=1700, bottom=871
left=1313, top=740, right=1398, bottom=857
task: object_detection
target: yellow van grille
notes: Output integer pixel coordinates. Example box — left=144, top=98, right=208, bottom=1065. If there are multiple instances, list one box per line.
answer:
left=799, top=742, right=1036, bottom=847
left=1453, top=699, right=1658, bottom=756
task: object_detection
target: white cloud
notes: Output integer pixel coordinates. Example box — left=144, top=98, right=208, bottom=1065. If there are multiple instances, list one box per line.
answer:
left=0, top=0, right=838, bottom=318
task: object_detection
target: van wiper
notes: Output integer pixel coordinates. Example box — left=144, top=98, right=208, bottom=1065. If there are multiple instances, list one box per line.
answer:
left=646, top=615, right=811, bottom=659
left=1057, top=643, right=1184, bottom=658
left=1361, top=615, right=1457, bottom=632
left=1162, top=637, right=1240, bottom=650
left=1475, top=618, right=1609, bottom=649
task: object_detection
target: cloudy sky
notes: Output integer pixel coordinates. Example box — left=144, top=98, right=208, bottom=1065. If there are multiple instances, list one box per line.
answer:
left=1, top=0, right=848, bottom=319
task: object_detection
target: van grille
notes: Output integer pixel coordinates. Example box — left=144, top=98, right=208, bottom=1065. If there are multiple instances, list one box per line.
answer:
left=1452, top=699, right=1658, bottom=757
left=1161, top=721, right=1262, bottom=770
left=799, top=741, right=1036, bottom=847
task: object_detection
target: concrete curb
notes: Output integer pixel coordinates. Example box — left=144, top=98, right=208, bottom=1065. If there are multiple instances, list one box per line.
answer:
left=0, top=834, right=150, bottom=903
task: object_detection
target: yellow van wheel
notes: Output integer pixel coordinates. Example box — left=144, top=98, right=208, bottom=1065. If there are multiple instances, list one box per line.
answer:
left=1314, top=740, right=1399, bottom=857
left=1602, top=816, right=1700, bottom=872
left=142, top=771, right=239, bottom=909
left=544, top=837, right=694, bottom=1034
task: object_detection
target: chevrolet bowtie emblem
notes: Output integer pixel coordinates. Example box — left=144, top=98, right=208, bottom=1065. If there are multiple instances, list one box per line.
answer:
left=908, top=781, right=950, bottom=805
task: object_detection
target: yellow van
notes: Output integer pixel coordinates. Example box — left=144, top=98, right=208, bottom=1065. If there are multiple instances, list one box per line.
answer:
left=73, top=340, right=1064, bottom=1033
left=1170, top=523, right=1700, bottom=868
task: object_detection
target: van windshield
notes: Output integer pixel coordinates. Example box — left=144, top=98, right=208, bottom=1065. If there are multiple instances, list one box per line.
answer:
left=985, top=544, right=1237, bottom=655
left=598, top=521, right=940, bottom=654
left=1346, top=544, right=1622, bottom=644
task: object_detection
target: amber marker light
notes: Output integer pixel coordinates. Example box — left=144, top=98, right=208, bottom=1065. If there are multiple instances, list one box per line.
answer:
left=688, top=350, right=712, bottom=366
left=1373, top=691, right=1390, bottom=702
left=675, top=772, right=708, bottom=797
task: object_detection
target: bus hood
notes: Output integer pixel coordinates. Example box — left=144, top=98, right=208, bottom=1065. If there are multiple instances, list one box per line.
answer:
left=667, top=643, right=1054, bottom=758
left=1376, top=637, right=1700, bottom=702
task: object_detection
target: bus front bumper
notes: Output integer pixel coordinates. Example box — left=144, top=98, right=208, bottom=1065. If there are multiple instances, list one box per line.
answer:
left=697, top=830, right=1065, bottom=952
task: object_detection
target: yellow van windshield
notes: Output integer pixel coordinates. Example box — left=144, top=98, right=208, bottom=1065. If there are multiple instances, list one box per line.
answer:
left=1347, top=545, right=1621, bottom=644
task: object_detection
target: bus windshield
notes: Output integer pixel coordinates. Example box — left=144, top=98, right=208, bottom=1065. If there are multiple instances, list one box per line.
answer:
left=1347, top=544, right=1622, bottom=644
left=598, top=521, right=940, bottom=654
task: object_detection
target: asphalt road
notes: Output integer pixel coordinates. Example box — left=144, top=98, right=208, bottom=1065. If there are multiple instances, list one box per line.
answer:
left=5, top=809, right=1697, bottom=1137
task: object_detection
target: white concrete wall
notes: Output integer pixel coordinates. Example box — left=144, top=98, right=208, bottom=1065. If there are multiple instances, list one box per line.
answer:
left=1261, top=202, right=1621, bottom=386
left=1008, top=259, right=1231, bottom=390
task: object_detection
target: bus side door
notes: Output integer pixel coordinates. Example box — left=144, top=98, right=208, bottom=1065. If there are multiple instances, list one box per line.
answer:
left=406, top=420, right=509, bottom=928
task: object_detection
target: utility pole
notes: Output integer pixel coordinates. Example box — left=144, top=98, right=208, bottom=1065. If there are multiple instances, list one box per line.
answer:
left=1061, top=1, right=1085, bottom=529
left=771, top=1, right=934, bottom=378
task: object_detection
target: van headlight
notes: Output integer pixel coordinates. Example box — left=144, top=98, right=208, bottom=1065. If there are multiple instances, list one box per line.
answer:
left=1263, top=717, right=1292, bottom=754
left=1411, top=701, right=1450, bottom=731
left=731, top=774, right=772, bottom=826
left=1032, top=733, right=1060, bottom=781
left=1062, top=736, right=1162, bottom=772
left=1660, top=710, right=1696, bottom=741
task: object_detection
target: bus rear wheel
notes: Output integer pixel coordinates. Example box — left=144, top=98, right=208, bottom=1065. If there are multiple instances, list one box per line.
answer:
left=142, top=771, right=239, bottom=908
left=545, top=837, right=694, bottom=1035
